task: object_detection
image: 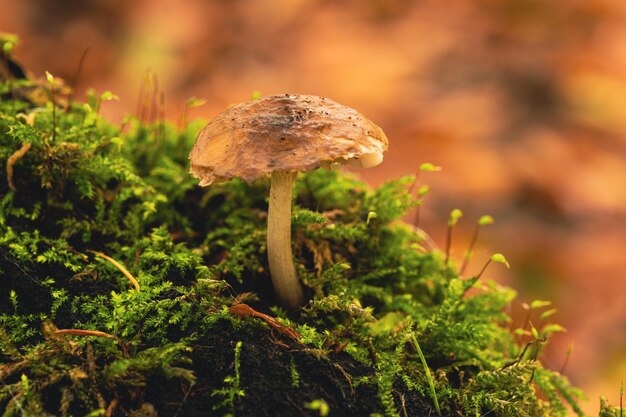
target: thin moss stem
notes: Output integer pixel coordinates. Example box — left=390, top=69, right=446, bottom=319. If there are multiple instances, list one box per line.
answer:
left=51, top=85, right=56, bottom=143
left=460, top=223, right=480, bottom=275
left=267, top=170, right=305, bottom=310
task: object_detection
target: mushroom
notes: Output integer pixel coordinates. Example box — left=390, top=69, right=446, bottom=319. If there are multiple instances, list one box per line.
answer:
left=189, top=94, right=388, bottom=311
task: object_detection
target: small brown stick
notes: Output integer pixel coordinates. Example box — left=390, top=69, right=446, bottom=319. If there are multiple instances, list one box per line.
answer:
left=400, top=393, right=408, bottom=417
left=55, top=329, right=129, bottom=357
left=55, top=329, right=118, bottom=339
left=88, top=250, right=140, bottom=291
left=229, top=303, right=301, bottom=343
left=268, top=335, right=291, bottom=349
left=334, top=341, right=349, bottom=354
left=0, top=359, right=28, bottom=381
left=6, top=142, right=32, bottom=191
left=103, top=398, right=119, bottom=417
left=333, top=363, right=355, bottom=396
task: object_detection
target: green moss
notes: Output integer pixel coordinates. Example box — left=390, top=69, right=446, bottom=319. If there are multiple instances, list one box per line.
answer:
left=211, top=340, right=245, bottom=416
left=0, top=46, right=610, bottom=416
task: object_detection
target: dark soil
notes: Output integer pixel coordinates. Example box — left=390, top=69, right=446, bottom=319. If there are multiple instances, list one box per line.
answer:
left=141, top=319, right=435, bottom=417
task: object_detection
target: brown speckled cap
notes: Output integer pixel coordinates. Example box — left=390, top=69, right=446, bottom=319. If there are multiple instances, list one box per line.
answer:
left=189, top=94, right=389, bottom=185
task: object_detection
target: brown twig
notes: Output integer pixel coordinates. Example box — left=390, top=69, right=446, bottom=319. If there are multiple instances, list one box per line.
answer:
left=87, top=250, right=140, bottom=291
left=333, top=363, right=355, bottom=396
left=229, top=303, right=301, bottom=343
left=54, top=329, right=129, bottom=357
left=6, top=142, right=32, bottom=191
left=103, top=399, right=119, bottom=417
left=55, top=329, right=117, bottom=339
left=400, top=393, right=408, bottom=417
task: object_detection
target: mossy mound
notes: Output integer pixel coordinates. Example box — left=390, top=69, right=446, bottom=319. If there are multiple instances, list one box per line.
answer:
left=0, top=49, right=604, bottom=416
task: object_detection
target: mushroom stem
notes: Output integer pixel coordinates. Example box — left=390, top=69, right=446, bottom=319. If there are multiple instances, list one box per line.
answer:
left=267, top=170, right=305, bottom=310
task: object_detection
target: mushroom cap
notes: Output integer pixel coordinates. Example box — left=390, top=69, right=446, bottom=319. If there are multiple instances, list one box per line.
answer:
left=189, top=94, right=389, bottom=185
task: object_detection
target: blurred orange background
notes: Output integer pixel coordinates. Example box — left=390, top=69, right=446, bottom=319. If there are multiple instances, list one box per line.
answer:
left=1, top=0, right=625, bottom=413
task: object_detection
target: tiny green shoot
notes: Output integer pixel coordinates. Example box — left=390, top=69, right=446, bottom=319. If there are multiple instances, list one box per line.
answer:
left=460, top=215, right=495, bottom=275
left=408, top=162, right=441, bottom=229
left=444, top=208, right=463, bottom=270
left=419, top=162, right=442, bottom=172
left=1, top=33, right=18, bottom=53
left=539, top=308, right=558, bottom=321
left=211, top=341, right=245, bottom=414
left=304, top=399, right=330, bottom=417
left=475, top=252, right=510, bottom=280
left=96, top=90, right=119, bottom=118
left=1, top=34, right=18, bottom=102
left=179, top=96, right=206, bottom=128
left=408, top=332, right=441, bottom=417
left=530, top=299, right=552, bottom=310
left=45, top=70, right=57, bottom=143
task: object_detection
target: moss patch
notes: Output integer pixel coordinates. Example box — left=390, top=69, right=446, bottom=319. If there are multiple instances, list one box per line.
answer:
left=0, top=44, right=601, bottom=416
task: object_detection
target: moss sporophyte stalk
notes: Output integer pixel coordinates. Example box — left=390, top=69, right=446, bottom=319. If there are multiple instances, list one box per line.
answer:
left=0, top=39, right=617, bottom=416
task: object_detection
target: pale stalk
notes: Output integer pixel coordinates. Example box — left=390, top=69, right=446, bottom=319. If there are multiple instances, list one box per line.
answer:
left=267, top=170, right=305, bottom=310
